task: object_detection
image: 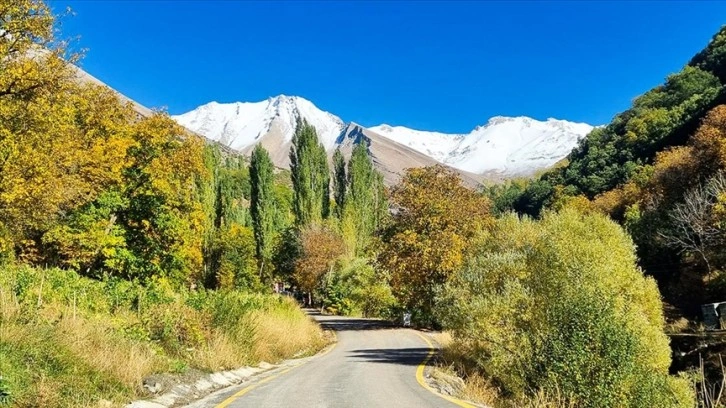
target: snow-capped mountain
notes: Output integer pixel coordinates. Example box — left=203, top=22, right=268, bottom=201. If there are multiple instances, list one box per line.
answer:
left=371, top=117, right=594, bottom=176
left=174, top=95, right=594, bottom=182
left=173, top=95, right=345, bottom=152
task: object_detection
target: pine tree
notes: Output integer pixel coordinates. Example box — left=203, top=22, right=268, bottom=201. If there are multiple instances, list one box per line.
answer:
left=333, top=148, right=346, bottom=219
left=250, top=145, right=276, bottom=277
left=290, top=118, right=330, bottom=226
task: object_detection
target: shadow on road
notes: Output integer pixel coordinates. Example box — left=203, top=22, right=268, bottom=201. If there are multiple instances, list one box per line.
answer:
left=304, top=309, right=398, bottom=332
left=347, top=348, right=431, bottom=366
left=318, top=318, right=396, bottom=331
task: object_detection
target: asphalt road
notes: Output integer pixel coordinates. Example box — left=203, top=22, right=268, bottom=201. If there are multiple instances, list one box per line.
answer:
left=186, top=311, right=464, bottom=408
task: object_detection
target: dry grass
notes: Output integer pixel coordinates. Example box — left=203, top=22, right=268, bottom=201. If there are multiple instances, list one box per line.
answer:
left=458, top=371, right=501, bottom=407
left=432, top=332, right=578, bottom=408
left=250, top=305, right=329, bottom=363
left=54, top=315, right=161, bottom=391
left=192, top=331, right=248, bottom=371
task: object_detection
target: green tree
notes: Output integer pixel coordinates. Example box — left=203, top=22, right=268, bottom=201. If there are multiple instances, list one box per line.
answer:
left=343, top=142, right=384, bottom=255
left=250, top=145, right=276, bottom=280
left=289, top=119, right=330, bottom=226
left=332, top=148, right=346, bottom=219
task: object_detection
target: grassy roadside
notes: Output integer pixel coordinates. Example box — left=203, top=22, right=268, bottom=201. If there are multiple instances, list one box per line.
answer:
left=0, top=265, right=328, bottom=407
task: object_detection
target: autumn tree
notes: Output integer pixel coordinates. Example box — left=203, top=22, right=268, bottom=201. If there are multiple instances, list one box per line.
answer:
left=120, top=114, right=207, bottom=283
left=437, top=210, right=693, bottom=407
left=0, top=0, right=73, bottom=100
left=379, top=165, right=491, bottom=323
left=290, top=119, right=330, bottom=226
left=294, top=225, right=345, bottom=306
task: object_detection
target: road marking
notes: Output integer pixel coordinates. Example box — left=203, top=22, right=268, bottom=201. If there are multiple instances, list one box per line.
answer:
left=414, top=331, right=477, bottom=408
left=215, top=331, right=338, bottom=408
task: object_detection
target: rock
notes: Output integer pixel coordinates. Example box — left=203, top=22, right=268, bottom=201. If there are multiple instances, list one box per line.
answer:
left=142, top=378, right=162, bottom=394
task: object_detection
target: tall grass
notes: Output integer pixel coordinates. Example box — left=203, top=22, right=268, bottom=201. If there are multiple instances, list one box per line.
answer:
left=0, top=265, right=327, bottom=407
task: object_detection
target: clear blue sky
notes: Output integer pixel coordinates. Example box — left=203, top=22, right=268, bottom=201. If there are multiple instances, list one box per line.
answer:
left=51, top=1, right=726, bottom=133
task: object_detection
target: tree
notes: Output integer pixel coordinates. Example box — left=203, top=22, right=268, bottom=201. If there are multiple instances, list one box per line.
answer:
left=661, top=172, right=726, bottom=272
left=250, top=145, right=276, bottom=280
left=343, top=142, right=383, bottom=255
left=379, top=165, right=491, bottom=323
left=214, top=223, right=259, bottom=290
left=289, top=119, right=330, bottom=226
left=0, top=0, right=73, bottom=100
left=294, top=225, right=345, bottom=305
left=120, top=114, right=207, bottom=283
left=332, top=148, right=346, bottom=219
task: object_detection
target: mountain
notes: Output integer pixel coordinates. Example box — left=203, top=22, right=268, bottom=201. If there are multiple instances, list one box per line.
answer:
left=173, top=96, right=345, bottom=167
left=371, top=117, right=593, bottom=177
left=336, top=123, right=483, bottom=187
left=173, top=95, right=594, bottom=183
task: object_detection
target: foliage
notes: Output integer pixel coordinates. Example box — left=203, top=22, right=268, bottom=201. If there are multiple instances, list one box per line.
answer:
left=0, top=264, right=327, bottom=407
left=250, top=145, right=277, bottom=280
left=213, top=223, right=259, bottom=290
left=380, top=165, right=491, bottom=324
left=437, top=210, right=694, bottom=407
left=321, top=257, right=396, bottom=317
left=332, top=148, right=346, bottom=219
left=289, top=119, right=330, bottom=226
left=500, top=28, right=726, bottom=218
left=341, top=143, right=386, bottom=255
left=119, top=114, right=207, bottom=283
left=293, top=224, right=345, bottom=298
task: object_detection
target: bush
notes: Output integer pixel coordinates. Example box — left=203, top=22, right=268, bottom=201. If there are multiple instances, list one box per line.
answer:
left=437, top=210, right=694, bottom=407
left=321, top=258, right=396, bottom=317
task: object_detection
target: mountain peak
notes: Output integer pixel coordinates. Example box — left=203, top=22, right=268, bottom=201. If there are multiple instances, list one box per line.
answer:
left=173, top=95, right=345, bottom=153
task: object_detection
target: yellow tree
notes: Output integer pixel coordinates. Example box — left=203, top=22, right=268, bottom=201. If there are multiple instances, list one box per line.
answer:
left=379, top=165, right=492, bottom=323
left=121, top=114, right=207, bottom=283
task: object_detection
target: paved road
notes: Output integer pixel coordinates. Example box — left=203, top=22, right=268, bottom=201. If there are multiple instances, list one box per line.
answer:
left=187, top=311, right=462, bottom=408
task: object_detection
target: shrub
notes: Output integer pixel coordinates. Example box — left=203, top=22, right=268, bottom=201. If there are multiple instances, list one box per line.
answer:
left=437, top=209, right=694, bottom=407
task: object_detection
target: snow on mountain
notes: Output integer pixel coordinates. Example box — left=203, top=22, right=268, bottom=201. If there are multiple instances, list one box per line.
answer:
left=174, top=95, right=594, bottom=179
left=172, top=95, right=345, bottom=152
left=370, top=117, right=593, bottom=176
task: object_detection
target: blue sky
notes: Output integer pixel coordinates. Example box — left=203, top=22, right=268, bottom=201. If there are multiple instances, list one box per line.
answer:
left=53, top=1, right=726, bottom=133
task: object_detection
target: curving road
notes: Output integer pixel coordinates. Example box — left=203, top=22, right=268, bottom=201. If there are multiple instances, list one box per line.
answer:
left=185, top=311, right=466, bottom=408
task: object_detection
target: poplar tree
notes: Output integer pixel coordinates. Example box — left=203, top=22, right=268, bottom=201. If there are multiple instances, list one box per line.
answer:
left=290, top=118, right=330, bottom=226
left=332, top=148, right=346, bottom=219
left=344, top=142, right=385, bottom=254
left=250, top=145, right=276, bottom=274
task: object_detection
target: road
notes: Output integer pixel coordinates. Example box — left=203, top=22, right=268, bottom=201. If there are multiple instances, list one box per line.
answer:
left=186, top=311, right=468, bottom=408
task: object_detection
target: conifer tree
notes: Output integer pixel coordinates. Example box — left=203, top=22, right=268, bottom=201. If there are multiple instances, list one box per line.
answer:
left=290, top=119, right=330, bottom=226
left=250, top=145, right=276, bottom=276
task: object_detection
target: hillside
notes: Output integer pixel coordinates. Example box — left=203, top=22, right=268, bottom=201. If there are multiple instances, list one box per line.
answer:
left=491, top=27, right=726, bottom=313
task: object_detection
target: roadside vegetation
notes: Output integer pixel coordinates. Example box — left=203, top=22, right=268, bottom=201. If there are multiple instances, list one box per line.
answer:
left=0, top=265, right=326, bottom=407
